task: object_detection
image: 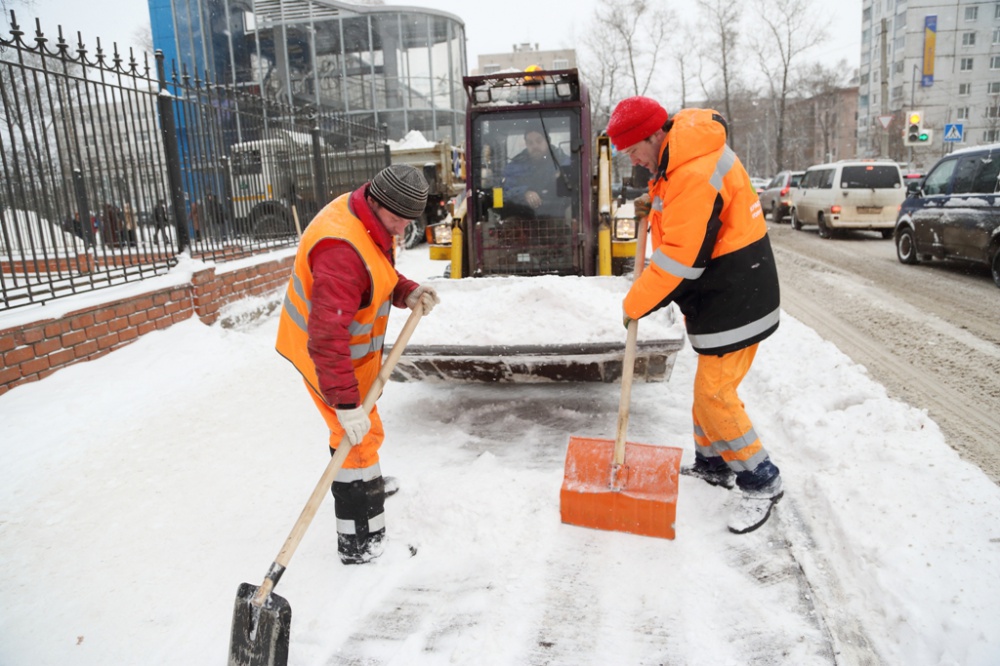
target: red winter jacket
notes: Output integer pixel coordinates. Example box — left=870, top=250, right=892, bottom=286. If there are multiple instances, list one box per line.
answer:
left=306, top=186, right=418, bottom=408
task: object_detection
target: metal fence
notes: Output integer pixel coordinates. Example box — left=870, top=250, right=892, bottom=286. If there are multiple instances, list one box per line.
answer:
left=0, top=12, right=388, bottom=312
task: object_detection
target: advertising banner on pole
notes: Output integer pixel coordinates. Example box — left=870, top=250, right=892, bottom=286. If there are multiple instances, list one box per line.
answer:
left=922, top=15, right=937, bottom=87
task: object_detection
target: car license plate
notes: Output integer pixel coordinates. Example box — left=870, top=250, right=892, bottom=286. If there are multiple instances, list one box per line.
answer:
left=857, top=206, right=882, bottom=214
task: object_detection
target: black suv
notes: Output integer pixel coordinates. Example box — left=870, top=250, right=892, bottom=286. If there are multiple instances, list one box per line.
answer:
left=894, top=145, right=1000, bottom=287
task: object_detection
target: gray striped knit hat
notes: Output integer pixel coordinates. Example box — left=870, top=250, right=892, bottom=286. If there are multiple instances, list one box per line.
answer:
left=368, top=164, right=429, bottom=220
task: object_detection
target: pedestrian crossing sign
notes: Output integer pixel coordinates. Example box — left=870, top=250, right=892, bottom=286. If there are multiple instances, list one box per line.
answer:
left=944, top=123, right=964, bottom=142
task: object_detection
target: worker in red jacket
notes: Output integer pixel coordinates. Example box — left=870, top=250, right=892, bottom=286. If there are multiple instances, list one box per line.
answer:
left=276, top=164, right=439, bottom=564
left=607, top=97, right=783, bottom=534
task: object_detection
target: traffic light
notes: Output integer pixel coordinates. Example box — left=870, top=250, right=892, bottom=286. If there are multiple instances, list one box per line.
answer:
left=905, top=110, right=931, bottom=145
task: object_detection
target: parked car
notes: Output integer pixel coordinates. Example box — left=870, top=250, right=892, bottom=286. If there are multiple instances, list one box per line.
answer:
left=790, top=160, right=905, bottom=239
left=758, top=170, right=805, bottom=223
left=893, top=144, right=1000, bottom=288
left=750, top=176, right=769, bottom=194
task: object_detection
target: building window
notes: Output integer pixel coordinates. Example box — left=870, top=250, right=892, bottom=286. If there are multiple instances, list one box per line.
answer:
left=960, top=83, right=973, bottom=95
left=552, top=58, right=569, bottom=70
left=482, top=63, right=501, bottom=74
left=860, top=94, right=869, bottom=108
left=894, top=60, right=905, bottom=73
left=962, top=58, right=975, bottom=71
left=964, top=32, right=977, bottom=46
left=987, top=106, right=1000, bottom=118
left=992, top=56, right=1000, bottom=69
left=986, top=129, right=1000, bottom=142
left=958, top=107, right=971, bottom=119
left=996, top=3, right=1000, bottom=19
left=994, top=28, right=1000, bottom=44
left=990, top=82, right=1000, bottom=94
left=966, top=6, right=979, bottom=21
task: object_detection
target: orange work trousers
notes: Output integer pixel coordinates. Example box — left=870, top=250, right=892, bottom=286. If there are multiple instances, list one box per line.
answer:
left=306, top=383, right=384, bottom=469
left=691, top=344, right=770, bottom=473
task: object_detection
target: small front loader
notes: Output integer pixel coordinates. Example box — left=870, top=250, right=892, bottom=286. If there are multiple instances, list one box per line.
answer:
left=395, top=68, right=683, bottom=384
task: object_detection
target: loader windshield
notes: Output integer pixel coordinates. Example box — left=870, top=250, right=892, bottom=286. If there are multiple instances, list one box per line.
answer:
left=469, top=110, right=584, bottom=275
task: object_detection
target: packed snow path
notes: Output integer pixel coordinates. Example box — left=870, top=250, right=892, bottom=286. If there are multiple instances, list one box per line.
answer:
left=2, top=260, right=999, bottom=664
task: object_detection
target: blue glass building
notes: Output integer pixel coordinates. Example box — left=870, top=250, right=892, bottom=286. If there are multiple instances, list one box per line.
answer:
left=148, top=0, right=467, bottom=143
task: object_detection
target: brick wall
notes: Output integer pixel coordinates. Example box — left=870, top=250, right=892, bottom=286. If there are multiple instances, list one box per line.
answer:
left=0, top=255, right=293, bottom=397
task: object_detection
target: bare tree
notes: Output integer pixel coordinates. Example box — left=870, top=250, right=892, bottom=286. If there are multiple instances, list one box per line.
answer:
left=748, top=0, right=829, bottom=171
left=797, top=60, right=851, bottom=164
left=671, top=21, right=696, bottom=109
left=581, top=0, right=673, bottom=130
left=131, top=24, right=153, bottom=56
left=696, top=0, right=741, bottom=143
left=579, top=16, right=627, bottom=134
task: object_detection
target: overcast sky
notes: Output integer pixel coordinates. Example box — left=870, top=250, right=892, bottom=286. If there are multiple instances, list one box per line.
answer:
left=16, top=0, right=862, bottom=94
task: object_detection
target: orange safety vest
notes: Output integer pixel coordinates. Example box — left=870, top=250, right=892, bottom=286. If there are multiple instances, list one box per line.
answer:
left=275, top=193, right=398, bottom=405
left=624, top=108, right=780, bottom=355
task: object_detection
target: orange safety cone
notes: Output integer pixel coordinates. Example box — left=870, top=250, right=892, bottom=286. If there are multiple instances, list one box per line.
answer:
left=560, top=215, right=683, bottom=539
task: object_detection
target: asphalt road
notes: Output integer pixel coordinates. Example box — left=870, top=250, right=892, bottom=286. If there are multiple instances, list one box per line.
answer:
left=766, top=217, right=1000, bottom=485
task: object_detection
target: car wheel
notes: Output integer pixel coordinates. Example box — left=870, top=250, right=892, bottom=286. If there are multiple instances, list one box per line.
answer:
left=880, top=229, right=893, bottom=239
left=895, top=226, right=919, bottom=265
left=250, top=202, right=292, bottom=238
left=791, top=208, right=802, bottom=230
left=991, top=245, right=1000, bottom=288
left=402, top=214, right=427, bottom=249
left=817, top=213, right=831, bottom=239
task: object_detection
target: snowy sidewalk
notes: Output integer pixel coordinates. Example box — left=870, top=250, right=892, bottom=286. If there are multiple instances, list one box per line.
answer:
left=1, top=250, right=999, bottom=665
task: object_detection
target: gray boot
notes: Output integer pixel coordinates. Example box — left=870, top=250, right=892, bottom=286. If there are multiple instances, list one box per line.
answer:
left=728, top=475, right=783, bottom=534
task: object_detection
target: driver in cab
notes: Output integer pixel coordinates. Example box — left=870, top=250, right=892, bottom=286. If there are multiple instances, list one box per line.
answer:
left=501, top=128, right=570, bottom=217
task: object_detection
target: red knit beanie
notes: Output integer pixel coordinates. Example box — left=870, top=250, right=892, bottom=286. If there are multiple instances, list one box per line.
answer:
left=606, top=97, right=669, bottom=151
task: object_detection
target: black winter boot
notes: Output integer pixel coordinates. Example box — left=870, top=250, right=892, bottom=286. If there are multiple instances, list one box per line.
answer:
left=331, top=468, right=386, bottom=565
left=680, top=455, right=736, bottom=489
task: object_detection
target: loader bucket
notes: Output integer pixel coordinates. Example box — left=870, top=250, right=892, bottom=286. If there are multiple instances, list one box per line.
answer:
left=386, top=339, right=683, bottom=384
left=560, top=437, right=683, bottom=539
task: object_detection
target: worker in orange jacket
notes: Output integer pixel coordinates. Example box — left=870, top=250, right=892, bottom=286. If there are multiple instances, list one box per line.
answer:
left=276, top=164, right=439, bottom=563
left=607, top=97, right=783, bottom=534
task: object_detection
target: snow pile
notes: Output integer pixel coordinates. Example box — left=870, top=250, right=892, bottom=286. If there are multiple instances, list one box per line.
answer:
left=385, top=274, right=683, bottom=346
left=387, top=130, right=438, bottom=151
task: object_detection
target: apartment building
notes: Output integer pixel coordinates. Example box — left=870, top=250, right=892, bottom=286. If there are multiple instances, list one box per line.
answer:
left=858, top=0, right=1000, bottom=169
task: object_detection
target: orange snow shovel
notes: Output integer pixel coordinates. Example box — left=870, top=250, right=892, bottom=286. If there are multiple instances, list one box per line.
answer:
left=560, top=216, right=683, bottom=539
left=227, top=306, right=424, bottom=666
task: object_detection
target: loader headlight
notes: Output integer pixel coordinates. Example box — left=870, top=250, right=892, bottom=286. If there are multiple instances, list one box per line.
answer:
left=614, top=217, right=636, bottom=240
left=431, top=222, right=452, bottom=245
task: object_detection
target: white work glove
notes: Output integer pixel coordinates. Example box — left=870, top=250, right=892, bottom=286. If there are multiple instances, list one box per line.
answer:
left=335, top=406, right=371, bottom=445
left=405, top=284, right=440, bottom=315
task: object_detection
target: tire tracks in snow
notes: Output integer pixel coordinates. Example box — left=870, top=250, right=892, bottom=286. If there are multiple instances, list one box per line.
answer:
left=769, top=230, right=1000, bottom=484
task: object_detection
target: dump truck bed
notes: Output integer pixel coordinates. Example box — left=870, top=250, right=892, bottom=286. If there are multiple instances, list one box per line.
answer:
left=384, top=275, right=685, bottom=384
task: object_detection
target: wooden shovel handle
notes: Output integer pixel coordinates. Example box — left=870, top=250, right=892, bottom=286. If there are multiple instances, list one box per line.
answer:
left=612, top=215, right=649, bottom=468
left=252, top=306, right=424, bottom=606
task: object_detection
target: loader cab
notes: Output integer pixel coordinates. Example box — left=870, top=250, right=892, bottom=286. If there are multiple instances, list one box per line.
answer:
left=462, top=69, right=595, bottom=276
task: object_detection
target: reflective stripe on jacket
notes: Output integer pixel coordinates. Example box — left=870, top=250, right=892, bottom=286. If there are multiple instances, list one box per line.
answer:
left=275, top=193, right=398, bottom=404
left=624, top=108, right=780, bottom=355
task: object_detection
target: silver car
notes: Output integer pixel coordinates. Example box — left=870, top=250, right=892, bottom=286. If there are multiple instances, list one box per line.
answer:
left=758, top=170, right=805, bottom=223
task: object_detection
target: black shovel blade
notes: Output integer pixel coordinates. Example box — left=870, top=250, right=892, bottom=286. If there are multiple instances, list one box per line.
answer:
left=227, top=582, right=291, bottom=666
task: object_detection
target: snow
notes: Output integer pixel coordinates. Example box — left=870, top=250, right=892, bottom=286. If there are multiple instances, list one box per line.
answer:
left=387, top=130, right=439, bottom=150
left=2, top=246, right=1000, bottom=665
left=384, top=275, right=683, bottom=346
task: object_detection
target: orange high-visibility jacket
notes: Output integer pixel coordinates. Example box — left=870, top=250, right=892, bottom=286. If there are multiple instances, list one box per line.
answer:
left=624, top=108, right=780, bottom=355
left=275, top=193, right=398, bottom=405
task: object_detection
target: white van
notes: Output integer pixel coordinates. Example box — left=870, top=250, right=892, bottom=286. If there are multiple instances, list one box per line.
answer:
left=790, top=160, right=905, bottom=238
